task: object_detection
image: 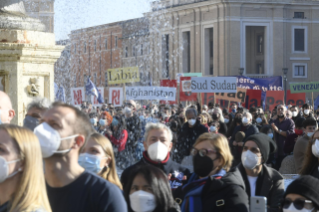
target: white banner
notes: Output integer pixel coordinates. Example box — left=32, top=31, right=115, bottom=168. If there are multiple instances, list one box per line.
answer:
left=71, top=87, right=85, bottom=106
left=109, top=87, right=124, bottom=107
left=191, top=77, right=237, bottom=93
left=91, top=87, right=104, bottom=106
left=126, top=86, right=176, bottom=101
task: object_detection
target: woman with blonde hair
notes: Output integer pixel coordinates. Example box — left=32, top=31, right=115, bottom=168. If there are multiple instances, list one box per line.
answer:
left=78, top=132, right=122, bottom=189
left=0, top=124, right=51, bottom=212
left=177, top=133, right=249, bottom=212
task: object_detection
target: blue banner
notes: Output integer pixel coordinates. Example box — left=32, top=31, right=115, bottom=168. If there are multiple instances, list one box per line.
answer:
left=236, top=76, right=283, bottom=108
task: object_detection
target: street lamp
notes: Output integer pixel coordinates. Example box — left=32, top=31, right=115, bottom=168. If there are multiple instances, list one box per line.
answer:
left=239, top=68, right=244, bottom=76
left=282, top=68, right=288, bottom=105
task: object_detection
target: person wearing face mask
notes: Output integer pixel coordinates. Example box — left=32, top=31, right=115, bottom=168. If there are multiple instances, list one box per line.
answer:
left=209, top=121, right=220, bottom=134
left=0, top=124, right=51, bottom=212
left=0, top=91, right=15, bottom=124
left=226, top=112, right=243, bottom=138
left=270, top=104, right=296, bottom=170
left=175, top=133, right=249, bottom=212
left=300, top=129, right=319, bottom=178
left=230, top=103, right=238, bottom=118
left=124, top=165, right=181, bottom=212
left=98, top=111, right=113, bottom=134
left=223, top=110, right=233, bottom=129
left=235, top=133, right=284, bottom=212
left=282, top=175, right=319, bottom=212
left=89, top=112, right=99, bottom=131
left=23, top=97, right=51, bottom=131
left=33, top=102, right=127, bottom=212
left=199, top=114, right=210, bottom=131
left=79, top=133, right=122, bottom=190
left=290, top=105, right=302, bottom=122
left=176, top=108, right=208, bottom=163
left=255, top=113, right=269, bottom=131
left=302, top=104, right=314, bottom=120
left=230, top=112, right=259, bottom=165
left=121, top=123, right=190, bottom=192
left=211, top=108, right=228, bottom=136
left=283, top=117, right=306, bottom=156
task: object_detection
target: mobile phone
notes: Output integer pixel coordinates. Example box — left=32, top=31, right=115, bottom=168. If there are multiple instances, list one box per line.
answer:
left=250, top=196, right=267, bottom=212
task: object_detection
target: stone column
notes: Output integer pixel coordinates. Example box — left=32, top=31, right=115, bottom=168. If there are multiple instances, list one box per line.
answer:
left=0, top=0, right=64, bottom=125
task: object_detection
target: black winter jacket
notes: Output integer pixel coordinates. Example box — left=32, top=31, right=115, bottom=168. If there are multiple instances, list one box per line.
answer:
left=175, top=120, right=208, bottom=163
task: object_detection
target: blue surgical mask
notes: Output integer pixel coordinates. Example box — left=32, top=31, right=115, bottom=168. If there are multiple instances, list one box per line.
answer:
left=90, top=118, right=96, bottom=125
left=256, top=117, right=262, bottom=124
left=112, top=118, right=119, bottom=126
left=99, top=119, right=106, bottom=126
left=78, top=153, right=107, bottom=174
left=268, top=133, right=273, bottom=139
left=232, top=109, right=237, bottom=113
left=23, top=115, right=40, bottom=131
left=224, top=118, right=229, bottom=124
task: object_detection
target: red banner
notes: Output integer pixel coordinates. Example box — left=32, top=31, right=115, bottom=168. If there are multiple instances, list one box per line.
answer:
left=266, top=91, right=284, bottom=111
left=286, top=90, right=305, bottom=107
left=242, top=89, right=262, bottom=109
left=180, top=77, right=197, bottom=101
left=160, top=80, right=177, bottom=104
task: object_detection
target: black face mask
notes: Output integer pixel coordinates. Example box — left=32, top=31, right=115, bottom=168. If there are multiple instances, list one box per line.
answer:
left=235, top=117, right=242, bottom=124
left=193, top=153, right=216, bottom=177
left=278, top=114, right=285, bottom=118
left=212, top=114, right=218, bottom=120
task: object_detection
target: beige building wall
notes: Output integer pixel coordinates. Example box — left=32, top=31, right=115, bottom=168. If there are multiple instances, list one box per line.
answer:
left=147, top=0, right=319, bottom=99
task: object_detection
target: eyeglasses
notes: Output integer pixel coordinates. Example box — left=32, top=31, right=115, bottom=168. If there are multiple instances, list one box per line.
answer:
left=191, top=148, right=217, bottom=157
left=282, top=199, right=313, bottom=210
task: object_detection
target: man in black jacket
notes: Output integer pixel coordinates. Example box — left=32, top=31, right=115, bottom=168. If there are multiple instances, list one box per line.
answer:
left=236, top=133, right=284, bottom=212
left=121, top=122, right=190, bottom=191
left=175, top=108, right=208, bottom=163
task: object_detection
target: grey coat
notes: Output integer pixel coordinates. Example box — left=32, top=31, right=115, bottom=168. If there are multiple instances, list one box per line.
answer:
left=237, top=164, right=285, bottom=212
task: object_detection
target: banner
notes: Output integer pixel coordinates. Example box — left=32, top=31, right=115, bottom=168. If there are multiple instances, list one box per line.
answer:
left=91, top=87, right=104, bottom=106
left=160, top=80, right=177, bottom=104
left=201, top=93, right=214, bottom=105
left=126, top=86, right=176, bottom=101
left=265, top=91, right=284, bottom=111
left=215, top=88, right=247, bottom=103
left=71, top=87, right=85, bottom=106
left=243, top=89, right=262, bottom=109
left=109, top=87, right=124, bottom=107
left=107, top=67, right=140, bottom=85
left=286, top=90, right=305, bottom=107
left=290, top=82, right=319, bottom=93
left=176, top=73, right=202, bottom=83
left=180, top=77, right=197, bottom=101
left=191, top=77, right=237, bottom=93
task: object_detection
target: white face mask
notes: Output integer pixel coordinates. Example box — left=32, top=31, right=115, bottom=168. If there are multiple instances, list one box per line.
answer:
left=147, top=141, right=168, bottom=162
left=188, top=119, right=196, bottom=126
left=292, top=111, right=298, bottom=117
left=283, top=203, right=314, bottom=212
left=312, top=139, right=319, bottom=158
left=242, top=117, right=249, bottom=125
left=241, top=150, right=261, bottom=170
left=129, top=190, right=156, bottom=212
left=304, top=109, right=310, bottom=115
left=256, top=117, right=262, bottom=124
left=34, top=122, right=78, bottom=158
left=124, top=107, right=132, bottom=114
left=224, top=118, right=229, bottom=124
left=210, top=126, right=217, bottom=132
left=0, top=156, right=21, bottom=183
left=307, top=132, right=314, bottom=138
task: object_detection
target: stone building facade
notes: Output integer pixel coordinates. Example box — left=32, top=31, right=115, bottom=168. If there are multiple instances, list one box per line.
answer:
left=23, top=0, right=55, bottom=33
left=147, top=0, right=319, bottom=94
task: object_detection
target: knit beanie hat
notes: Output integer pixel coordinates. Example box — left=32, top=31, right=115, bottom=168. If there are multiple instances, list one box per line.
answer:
left=285, top=175, right=319, bottom=208
left=244, top=133, right=277, bottom=163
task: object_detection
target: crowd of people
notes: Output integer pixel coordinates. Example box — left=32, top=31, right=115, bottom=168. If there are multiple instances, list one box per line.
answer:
left=1, top=89, right=319, bottom=212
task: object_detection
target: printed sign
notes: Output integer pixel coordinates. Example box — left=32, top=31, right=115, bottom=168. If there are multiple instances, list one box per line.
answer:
left=180, top=77, right=197, bottom=101
left=201, top=93, right=215, bottom=105
left=176, top=73, right=202, bottom=83
left=191, top=77, right=237, bottom=93
left=286, top=90, right=305, bottom=107
left=215, top=88, right=247, bottom=103
left=108, top=87, right=124, bottom=107
left=126, top=86, right=176, bottom=101
left=243, top=89, right=262, bottom=109
left=91, top=87, right=104, bottom=106
left=107, top=67, right=140, bottom=85
left=160, top=80, right=177, bottom=104
left=265, top=91, right=284, bottom=111
left=71, top=87, right=85, bottom=106
left=290, top=82, right=319, bottom=93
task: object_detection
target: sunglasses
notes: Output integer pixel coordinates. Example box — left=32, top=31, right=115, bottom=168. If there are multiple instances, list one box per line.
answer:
left=191, top=148, right=217, bottom=157
left=282, top=199, right=313, bottom=210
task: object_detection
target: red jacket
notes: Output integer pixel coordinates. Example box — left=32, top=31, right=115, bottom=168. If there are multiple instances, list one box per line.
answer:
left=108, top=130, right=128, bottom=152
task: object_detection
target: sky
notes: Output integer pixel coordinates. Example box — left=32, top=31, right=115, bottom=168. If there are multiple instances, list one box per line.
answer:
left=54, top=0, right=152, bottom=41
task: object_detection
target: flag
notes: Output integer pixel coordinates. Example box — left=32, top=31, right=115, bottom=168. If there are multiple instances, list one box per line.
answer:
left=314, top=95, right=319, bottom=110
left=85, top=77, right=104, bottom=104
left=56, top=85, right=66, bottom=102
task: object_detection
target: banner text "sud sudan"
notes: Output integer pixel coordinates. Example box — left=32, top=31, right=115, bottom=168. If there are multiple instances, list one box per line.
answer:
left=191, top=80, right=237, bottom=91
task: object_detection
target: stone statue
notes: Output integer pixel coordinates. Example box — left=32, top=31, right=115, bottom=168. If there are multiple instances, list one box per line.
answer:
left=0, top=0, right=45, bottom=31
left=26, top=78, right=40, bottom=96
